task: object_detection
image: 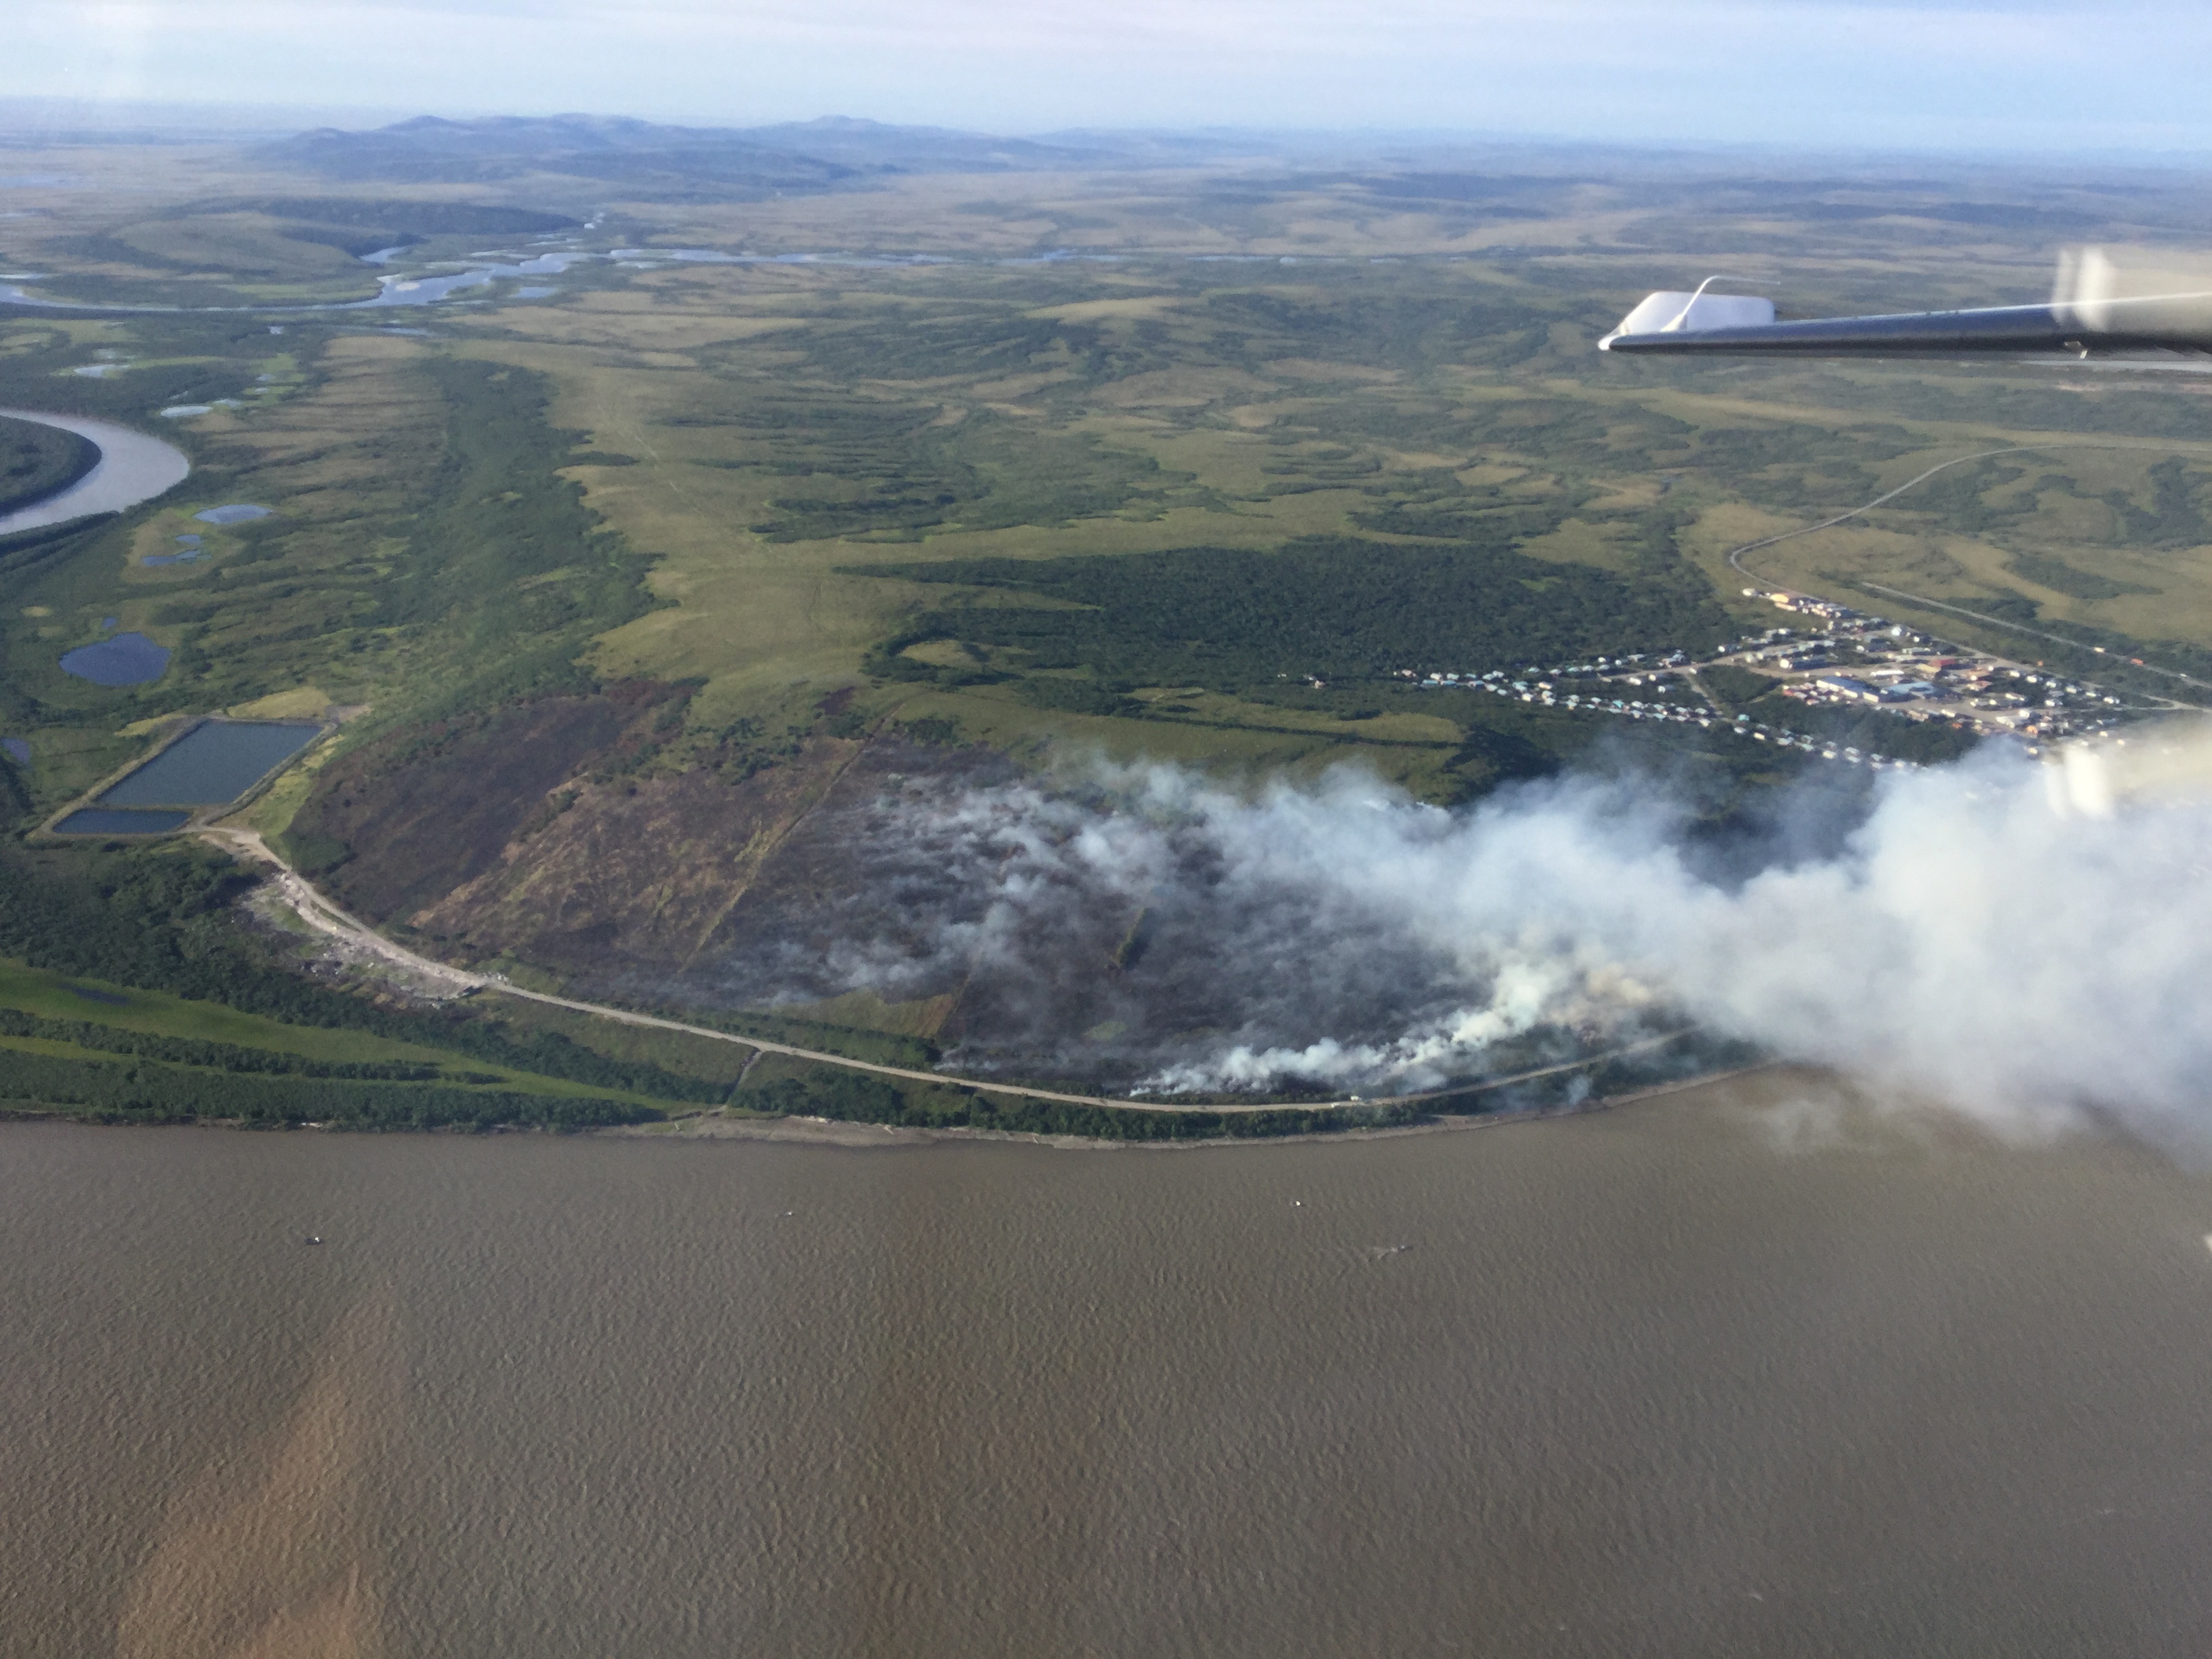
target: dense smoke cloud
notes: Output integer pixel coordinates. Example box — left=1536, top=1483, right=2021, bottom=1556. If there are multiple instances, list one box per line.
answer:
left=720, top=729, right=2212, bottom=1142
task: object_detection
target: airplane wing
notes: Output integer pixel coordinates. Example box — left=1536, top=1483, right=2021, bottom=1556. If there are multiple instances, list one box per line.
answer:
left=1599, top=255, right=2212, bottom=356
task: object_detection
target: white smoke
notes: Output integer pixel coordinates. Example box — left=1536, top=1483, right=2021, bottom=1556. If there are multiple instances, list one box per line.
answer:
left=788, top=728, right=2212, bottom=1143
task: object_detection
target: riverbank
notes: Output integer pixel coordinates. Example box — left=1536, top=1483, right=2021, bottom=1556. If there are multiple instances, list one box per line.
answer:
left=600, top=1063, right=1776, bottom=1152
left=0, top=407, right=189, bottom=537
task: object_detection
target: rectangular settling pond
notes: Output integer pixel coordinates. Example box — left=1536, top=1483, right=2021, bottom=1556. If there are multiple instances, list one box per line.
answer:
left=53, top=808, right=190, bottom=836
left=99, top=720, right=321, bottom=808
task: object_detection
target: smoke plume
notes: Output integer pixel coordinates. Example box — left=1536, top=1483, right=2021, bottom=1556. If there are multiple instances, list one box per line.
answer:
left=718, top=726, right=2212, bottom=1143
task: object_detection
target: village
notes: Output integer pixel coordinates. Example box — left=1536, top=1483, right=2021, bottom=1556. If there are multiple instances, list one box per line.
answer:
left=1401, top=587, right=2159, bottom=771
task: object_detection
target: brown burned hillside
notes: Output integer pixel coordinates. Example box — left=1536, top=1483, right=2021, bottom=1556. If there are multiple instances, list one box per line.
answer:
left=287, top=683, right=691, bottom=921
left=409, top=735, right=1017, bottom=998
left=288, top=691, right=996, bottom=1005
left=405, top=732, right=874, bottom=977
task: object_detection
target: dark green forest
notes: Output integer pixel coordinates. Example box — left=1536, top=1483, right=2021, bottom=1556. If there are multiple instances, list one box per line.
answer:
left=0, top=415, right=98, bottom=516
left=865, top=531, right=1732, bottom=690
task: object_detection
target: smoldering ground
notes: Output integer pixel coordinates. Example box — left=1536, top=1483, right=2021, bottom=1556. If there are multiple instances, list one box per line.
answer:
left=691, top=725, right=2212, bottom=1143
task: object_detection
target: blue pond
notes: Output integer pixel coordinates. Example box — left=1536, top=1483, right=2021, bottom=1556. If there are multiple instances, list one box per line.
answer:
left=54, top=808, right=189, bottom=836
left=194, top=504, right=271, bottom=525
left=100, top=720, right=321, bottom=806
left=66, top=984, right=129, bottom=1005
left=147, top=533, right=208, bottom=566
left=1, top=737, right=28, bottom=765
left=59, top=632, right=169, bottom=686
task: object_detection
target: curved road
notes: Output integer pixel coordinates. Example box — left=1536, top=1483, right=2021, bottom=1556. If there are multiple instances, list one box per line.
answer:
left=199, top=827, right=1685, bottom=1118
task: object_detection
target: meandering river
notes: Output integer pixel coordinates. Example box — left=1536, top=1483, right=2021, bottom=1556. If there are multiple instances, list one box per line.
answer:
left=0, top=408, right=189, bottom=537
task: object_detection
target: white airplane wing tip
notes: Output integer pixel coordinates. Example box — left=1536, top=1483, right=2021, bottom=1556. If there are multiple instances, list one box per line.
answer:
left=1608, top=289, right=1778, bottom=341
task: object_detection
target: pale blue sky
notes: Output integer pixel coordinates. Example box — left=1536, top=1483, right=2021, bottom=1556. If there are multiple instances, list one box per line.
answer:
left=9, top=0, right=2212, bottom=153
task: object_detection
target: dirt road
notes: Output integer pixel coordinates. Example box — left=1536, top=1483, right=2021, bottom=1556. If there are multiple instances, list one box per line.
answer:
left=201, top=826, right=1681, bottom=1116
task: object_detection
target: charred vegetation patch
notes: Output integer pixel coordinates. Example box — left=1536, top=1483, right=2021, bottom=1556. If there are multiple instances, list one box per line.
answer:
left=285, top=684, right=693, bottom=923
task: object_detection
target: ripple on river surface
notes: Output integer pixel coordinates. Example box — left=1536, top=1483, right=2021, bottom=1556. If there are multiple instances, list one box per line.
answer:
left=5, top=1075, right=2211, bottom=1657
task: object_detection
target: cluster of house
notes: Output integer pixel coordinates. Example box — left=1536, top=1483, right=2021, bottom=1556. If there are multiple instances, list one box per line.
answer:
left=1387, top=588, right=2148, bottom=766
left=1731, top=592, right=2127, bottom=742
left=1399, top=659, right=1920, bottom=768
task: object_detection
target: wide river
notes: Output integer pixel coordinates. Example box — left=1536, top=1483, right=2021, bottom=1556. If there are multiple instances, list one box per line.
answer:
left=6, top=1070, right=2211, bottom=1657
left=0, top=408, right=189, bottom=537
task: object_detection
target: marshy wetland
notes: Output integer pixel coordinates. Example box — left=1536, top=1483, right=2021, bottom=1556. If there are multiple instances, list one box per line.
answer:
left=7, top=138, right=2212, bottom=1111
left=7, top=116, right=2212, bottom=1658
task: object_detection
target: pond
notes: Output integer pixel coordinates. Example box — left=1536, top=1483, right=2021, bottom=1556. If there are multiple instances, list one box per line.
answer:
left=58, top=632, right=169, bottom=687
left=98, top=719, right=322, bottom=806
left=0, top=409, right=191, bottom=539
left=1, top=737, right=28, bottom=765
left=143, top=534, right=206, bottom=567
left=52, top=807, right=189, bottom=836
left=193, top=503, right=270, bottom=525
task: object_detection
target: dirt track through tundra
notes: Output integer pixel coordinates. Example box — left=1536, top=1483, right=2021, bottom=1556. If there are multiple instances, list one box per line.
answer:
left=200, top=827, right=1685, bottom=1116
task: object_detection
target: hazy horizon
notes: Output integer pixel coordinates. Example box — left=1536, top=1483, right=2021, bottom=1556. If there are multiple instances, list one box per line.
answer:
left=10, top=100, right=2212, bottom=177
left=12, top=1, right=2212, bottom=159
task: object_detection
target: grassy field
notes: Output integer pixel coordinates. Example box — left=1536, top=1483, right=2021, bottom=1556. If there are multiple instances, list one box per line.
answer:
left=7, top=144, right=2212, bottom=1099
left=0, top=954, right=699, bottom=1115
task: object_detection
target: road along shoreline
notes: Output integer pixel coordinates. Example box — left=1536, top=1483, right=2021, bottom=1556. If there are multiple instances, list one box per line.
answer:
left=200, top=827, right=1704, bottom=1120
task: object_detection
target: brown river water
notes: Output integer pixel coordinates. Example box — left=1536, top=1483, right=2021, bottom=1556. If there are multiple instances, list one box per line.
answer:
left=6, top=1069, right=2212, bottom=1658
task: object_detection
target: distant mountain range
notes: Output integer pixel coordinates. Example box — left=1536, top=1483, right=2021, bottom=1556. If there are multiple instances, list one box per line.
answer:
left=253, top=114, right=1144, bottom=199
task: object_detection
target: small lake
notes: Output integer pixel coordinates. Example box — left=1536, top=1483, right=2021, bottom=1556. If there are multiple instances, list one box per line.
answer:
left=143, top=533, right=206, bottom=568
left=52, top=807, right=189, bottom=835
left=0, top=409, right=190, bottom=539
left=1, top=737, right=28, bottom=765
left=193, top=504, right=270, bottom=525
left=100, top=720, right=321, bottom=807
left=58, top=632, right=169, bottom=687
